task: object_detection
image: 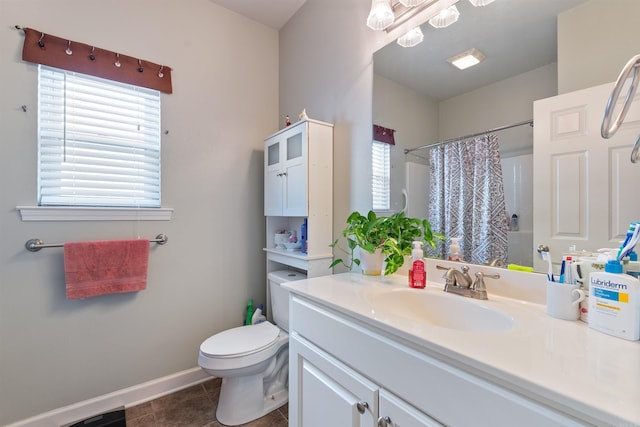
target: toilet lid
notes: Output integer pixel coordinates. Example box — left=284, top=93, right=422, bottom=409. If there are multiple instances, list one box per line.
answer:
left=200, top=321, right=280, bottom=358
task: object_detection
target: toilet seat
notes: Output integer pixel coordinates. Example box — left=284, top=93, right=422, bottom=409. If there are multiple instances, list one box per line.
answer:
left=200, top=321, right=280, bottom=358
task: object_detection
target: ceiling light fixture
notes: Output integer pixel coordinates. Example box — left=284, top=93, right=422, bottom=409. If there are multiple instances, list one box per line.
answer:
left=367, top=0, right=395, bottom=31
left=399, top=0, right=428, bottom=6
left=468, top=0, right=495, bottom=6
left=447, top=48, right=485, bottom=70
left=428, top=5, right=460, bottom=28
left=397, top=26, right=424, bottom=47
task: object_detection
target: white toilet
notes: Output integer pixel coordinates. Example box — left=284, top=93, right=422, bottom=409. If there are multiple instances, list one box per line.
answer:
left=198, top=269, right=306, bottom=426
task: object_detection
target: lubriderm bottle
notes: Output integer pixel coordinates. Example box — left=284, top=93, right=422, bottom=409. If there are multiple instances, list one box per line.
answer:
left=588, top=259, right=640, bottom=341
left=408, top=241, right=426, bottom=289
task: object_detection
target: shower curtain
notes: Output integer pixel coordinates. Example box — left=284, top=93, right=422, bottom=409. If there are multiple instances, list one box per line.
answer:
left=429, top=134, right=508, bottom=265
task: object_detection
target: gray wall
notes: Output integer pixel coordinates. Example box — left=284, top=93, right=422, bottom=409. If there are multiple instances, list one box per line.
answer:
left=0, top=0, right=277, bottom=423
left=558, top=0, right=640, bottom=94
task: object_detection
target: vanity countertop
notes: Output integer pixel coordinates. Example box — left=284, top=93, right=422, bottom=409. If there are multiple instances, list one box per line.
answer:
left=283, top=272, right=640, bottom=426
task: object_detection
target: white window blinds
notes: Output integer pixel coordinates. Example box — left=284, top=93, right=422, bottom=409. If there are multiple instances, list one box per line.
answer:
left=372, top=140, right=390, bottom=211
left=38, top=65, right=161, bottom=207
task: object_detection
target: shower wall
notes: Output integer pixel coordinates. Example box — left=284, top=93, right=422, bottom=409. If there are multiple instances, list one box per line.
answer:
left=501, top=154, right=534, bottom=266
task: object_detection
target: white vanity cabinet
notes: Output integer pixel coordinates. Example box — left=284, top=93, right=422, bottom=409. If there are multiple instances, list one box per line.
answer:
left=291, top=334, right=442, bottom=427
left=288, top=294, right=588, bottom=427
left=263, top=118, right=333, bottom=278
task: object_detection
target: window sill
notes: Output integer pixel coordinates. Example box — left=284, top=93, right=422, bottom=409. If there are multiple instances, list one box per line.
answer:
left=17, top=206, right=174, bottom=221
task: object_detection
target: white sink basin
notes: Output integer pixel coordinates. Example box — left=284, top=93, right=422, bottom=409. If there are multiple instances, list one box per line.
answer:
left=365, top=288, right=514, bottom=333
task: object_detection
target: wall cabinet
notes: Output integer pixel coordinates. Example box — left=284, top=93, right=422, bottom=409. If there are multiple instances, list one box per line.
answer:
left=265, top=122, right=306, bottom=216
left=263, top=118, right=333, bottom=278
left=289, top=295, right=586, bottom=427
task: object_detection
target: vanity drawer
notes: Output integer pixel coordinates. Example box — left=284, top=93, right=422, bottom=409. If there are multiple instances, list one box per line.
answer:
left=290, top=295, right=588, bottom=427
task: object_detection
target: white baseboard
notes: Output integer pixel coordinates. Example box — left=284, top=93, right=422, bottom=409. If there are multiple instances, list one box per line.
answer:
left=7, top=367, right=211, bottom=427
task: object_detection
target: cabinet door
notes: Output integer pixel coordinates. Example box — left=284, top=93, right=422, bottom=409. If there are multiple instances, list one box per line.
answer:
left=265, top=138, right=283, bottom=215
left=283, top=126, right=307, bottom=216
left=291, top=336, right=377, bottom=427
left=378, top=389, right=444, bottom=427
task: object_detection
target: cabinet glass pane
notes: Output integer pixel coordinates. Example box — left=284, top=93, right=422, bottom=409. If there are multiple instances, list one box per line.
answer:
left=287, top=133, right=303, bottom=160
left=268, top=142, right=280, bottom=166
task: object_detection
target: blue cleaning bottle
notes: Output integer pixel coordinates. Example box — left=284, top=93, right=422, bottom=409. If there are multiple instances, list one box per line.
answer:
left=300, top=218, right=308, bottom=254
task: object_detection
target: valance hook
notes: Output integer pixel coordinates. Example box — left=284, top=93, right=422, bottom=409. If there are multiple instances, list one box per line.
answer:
left=89, top=47, right=96, bottom=61
left=38, top=32, right=45, bottom=48
left=65, top=40, right=72, bottom=55
left=114, top=53, right=121, bottom=68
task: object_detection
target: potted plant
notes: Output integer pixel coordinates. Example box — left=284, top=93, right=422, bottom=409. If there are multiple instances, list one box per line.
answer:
left=330, top=210, right=444, bottom=276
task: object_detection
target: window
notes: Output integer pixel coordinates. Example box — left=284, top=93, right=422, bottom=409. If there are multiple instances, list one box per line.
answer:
left=372, top=140, right=390, bottom=211
left=38, top=65, right=161, bottom=208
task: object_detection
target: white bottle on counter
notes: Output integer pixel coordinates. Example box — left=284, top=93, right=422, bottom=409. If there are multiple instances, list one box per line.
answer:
left=448, top=237, right=463, bottom=262
left=588, top=260, right=640, bottom=341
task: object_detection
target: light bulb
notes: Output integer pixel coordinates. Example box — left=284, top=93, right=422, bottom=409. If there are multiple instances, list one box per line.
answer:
left=469, top=0, right=496, bottom=6
left=397, top=27, right=424, bottom=48
left=428, top=5, right=460, bottom=29
left=367, top=0, right=395, bottom=31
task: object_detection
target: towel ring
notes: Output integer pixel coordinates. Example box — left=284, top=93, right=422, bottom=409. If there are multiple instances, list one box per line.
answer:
left=601, top=54, right=640, bottom=139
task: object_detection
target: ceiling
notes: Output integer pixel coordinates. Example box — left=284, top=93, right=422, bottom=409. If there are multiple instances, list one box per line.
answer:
left=374, top=0, right=587, bottom=100
left=208, top=0, right=307, bottom=30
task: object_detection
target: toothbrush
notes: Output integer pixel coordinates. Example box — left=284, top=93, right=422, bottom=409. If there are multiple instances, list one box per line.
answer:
left=618, top=222, right=640, bottom=261
left=542, top=251, right=554, bottom=281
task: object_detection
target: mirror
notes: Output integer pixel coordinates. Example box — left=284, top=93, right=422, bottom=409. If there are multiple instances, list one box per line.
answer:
left=373, top=0, right=588, bottom=272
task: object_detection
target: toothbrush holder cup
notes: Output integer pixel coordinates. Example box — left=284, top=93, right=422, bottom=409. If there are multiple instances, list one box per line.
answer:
left=546, top=281, right=586, bottom=321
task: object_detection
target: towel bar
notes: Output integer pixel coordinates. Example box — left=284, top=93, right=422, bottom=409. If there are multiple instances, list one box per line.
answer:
left=25, top=234, right=168, bottom=252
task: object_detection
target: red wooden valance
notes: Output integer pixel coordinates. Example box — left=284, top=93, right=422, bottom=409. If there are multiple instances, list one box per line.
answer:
left=373, top=124, right=395, bottom=145
left=21, top=27, right=173, bottom=94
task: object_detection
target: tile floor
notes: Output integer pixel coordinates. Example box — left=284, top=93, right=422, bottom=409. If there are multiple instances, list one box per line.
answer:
left=125, top=378, right=288, bottom=427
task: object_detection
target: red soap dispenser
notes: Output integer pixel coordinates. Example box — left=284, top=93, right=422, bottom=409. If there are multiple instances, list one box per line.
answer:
left=408, top=241, right=426, bottom=289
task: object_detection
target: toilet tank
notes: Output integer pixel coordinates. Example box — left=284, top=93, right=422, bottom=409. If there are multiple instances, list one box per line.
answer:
left=267, top=270, right=306, bottom=332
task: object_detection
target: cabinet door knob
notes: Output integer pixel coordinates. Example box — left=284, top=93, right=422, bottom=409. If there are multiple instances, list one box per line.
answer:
left=356, top=401, right=369, bottom=414
left=377, top=416, right=391, bottom=427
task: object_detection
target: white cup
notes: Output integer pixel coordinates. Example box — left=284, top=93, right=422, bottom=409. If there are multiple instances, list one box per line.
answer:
left=546, top=281, right=586, bottom=321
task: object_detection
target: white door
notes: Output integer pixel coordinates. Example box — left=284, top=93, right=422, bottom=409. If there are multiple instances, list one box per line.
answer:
left=533, top=82, right=640, bottom=272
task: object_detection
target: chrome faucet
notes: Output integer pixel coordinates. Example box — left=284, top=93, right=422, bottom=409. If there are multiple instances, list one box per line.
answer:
left=485, top=258, right=505, bottom=268
left=438, top=264, right=472, bottom=288
left=436, top=265, right=500, bottom=300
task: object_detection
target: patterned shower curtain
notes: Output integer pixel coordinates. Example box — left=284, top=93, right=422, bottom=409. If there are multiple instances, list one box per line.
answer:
left=429, top=134, right=508, bottom=265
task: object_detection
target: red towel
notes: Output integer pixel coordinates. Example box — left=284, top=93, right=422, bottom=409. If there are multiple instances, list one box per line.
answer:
left=64, top=239, right=149, bottom=299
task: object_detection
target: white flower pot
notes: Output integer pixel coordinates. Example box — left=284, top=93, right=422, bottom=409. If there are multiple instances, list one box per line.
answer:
left=358, top=247, right=384, bottom=276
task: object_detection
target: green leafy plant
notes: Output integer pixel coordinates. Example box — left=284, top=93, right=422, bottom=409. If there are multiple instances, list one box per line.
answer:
left=330, top=210, right=445, bottom=275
